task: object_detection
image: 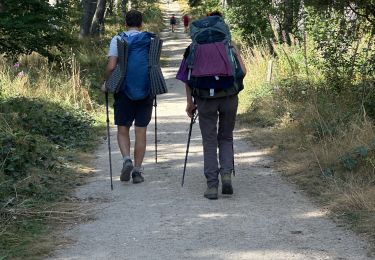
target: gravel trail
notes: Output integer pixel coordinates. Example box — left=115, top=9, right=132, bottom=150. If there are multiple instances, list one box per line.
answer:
left=50, top=2, right=372, bottom=259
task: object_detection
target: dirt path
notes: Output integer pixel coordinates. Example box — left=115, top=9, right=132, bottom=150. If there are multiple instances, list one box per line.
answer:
left=50, top=2, right=372, bottom=259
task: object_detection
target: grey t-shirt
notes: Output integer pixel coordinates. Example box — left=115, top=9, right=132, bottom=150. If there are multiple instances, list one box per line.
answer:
left=107, top=30, right=141, bottom=57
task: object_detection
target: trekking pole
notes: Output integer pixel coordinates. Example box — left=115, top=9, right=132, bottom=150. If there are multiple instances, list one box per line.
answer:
left=154, top=96, right=158, bottom=164
left=105, top=92, right=114, bottom=190
left=232, top=142, right=235, bottom=176
left=182, top=108, right=198, bottom=187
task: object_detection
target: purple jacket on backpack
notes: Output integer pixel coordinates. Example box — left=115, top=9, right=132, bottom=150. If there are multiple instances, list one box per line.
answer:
left=191, top=43, right=232, bottom=77
left=176, top=42, right=232, bottom=83
left=176, top=57, right=188, bottom=83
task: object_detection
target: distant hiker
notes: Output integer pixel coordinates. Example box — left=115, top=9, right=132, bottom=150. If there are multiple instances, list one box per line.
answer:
left=182, top=14, right=190, bottom=33
left=104, top=10, right=154, bottom=184
left=170, top=14, right=177, bottom=32
left=176, top=11, right=247, bottom=200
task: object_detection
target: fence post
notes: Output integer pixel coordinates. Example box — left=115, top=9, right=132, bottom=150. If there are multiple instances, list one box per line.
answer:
left=266, top=60, right=273, bottom=83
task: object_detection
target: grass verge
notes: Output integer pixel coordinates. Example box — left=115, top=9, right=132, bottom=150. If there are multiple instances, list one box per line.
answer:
left=0, top=5, right=164, bottom=258
left=238, top=42, right=375, bottom=254
left=0, top=51, right=106, bottom=259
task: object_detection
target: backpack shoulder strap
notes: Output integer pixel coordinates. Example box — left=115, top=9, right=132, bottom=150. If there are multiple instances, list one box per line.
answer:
left=115, top=33, right=128, bottom=74
left=118, top=32, right=128, bottom=41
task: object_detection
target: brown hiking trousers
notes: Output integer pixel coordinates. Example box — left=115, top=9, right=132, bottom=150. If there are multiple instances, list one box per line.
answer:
left=196, top=94, right=238, bottom=188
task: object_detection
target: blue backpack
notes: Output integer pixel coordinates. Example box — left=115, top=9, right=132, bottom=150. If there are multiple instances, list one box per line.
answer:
left=119, top=32, right=153, bottom=100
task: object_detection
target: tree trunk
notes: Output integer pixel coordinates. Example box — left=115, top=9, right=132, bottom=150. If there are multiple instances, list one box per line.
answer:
left=300, top=0, right=309, bottom=74
left=221, top=0, right=233, bottom=7
left=91, top=0, right=107, bottom=36
left=121, top=0, right=127, bottom=18
left=79, top=0, right=98, bottom=38
left=282, top=0, right=294, bottom=45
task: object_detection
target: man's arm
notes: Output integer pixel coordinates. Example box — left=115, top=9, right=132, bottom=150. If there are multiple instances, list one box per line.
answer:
left=105, top=56, right=118, bottom=80
left=101, top=56, right=118, bottom=92
left=102, top=35, right=120, bottom=91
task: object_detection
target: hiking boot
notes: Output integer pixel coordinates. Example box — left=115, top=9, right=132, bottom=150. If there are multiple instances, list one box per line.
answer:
left=204, top=186, right=218, bottom=200
left=120, top=159, right=133, bottom=182
left=221, top=172, right=233, bottom=195
left=132, top=169, right=144, bottom=184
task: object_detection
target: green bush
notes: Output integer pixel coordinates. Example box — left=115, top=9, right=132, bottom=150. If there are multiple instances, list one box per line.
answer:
left=0, top=96, right=97, bottom=208
left=143, top=4, right=165, bottom=34
left=0, top=131, right=55, bottom=180
left=0, top=97, right=95, bottom=149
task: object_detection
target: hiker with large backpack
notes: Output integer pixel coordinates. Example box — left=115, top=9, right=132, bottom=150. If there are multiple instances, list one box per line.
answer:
left=176, top=11, right=247, bottom=200
left=103, top=10, right=154, bottom=184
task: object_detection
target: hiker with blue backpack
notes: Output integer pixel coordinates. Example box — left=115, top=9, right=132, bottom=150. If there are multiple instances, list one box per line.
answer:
left=176, top=11, right=247, bottom=200
left=104, top=10, right=154, bottom=184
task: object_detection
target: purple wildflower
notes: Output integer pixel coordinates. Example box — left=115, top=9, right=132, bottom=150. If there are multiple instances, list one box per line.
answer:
left=17, top=71, right=25, bottom=78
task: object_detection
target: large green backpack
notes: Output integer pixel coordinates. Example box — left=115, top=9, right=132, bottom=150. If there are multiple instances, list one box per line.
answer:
left=186, top=15, right=245, bottom=98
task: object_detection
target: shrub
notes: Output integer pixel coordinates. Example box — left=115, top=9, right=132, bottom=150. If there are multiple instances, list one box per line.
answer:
left=0, top=97, right=95, bottom=149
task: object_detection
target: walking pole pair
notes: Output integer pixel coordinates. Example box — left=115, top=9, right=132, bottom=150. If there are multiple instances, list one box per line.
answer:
left=105, top=92, right=114, bottom=190
left=181, top=108, right=198, bottom=187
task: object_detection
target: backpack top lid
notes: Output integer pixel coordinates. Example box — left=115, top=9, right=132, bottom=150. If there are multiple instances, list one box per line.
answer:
left=191, top=15, right=222, bottom=28
left=119, top=31, right=154, bottom=48
left=190, top=15, right=231, bottom=44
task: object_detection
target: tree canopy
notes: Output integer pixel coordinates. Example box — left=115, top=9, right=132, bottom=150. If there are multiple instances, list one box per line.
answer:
left=0, top=0, right=71, bottom=59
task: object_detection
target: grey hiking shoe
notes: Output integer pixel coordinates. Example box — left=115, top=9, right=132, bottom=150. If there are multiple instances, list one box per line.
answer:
left=132, top=169, right=144, bottom=184
left=221, top=172, right=233, bottom=195
left=120, top=159, right=133, bottom=182
left=204, top=186, right=218, bottom=200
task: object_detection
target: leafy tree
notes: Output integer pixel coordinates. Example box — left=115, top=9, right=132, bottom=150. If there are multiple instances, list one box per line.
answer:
left=226, top=0, right=274, bottom=44
left=304, top=2, right=375, bottom=89
left=0, top=0, right=71, bottom=59
left=272, top=0, right=302, bottom=44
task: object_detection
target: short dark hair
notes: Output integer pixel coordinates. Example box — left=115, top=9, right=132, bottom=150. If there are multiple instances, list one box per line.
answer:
left=208, top=11, right=223, bottom=17
left=125, top=10, right=143, bottom=27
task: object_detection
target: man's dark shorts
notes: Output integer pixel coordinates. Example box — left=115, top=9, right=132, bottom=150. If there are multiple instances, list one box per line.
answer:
left=113, top=92, right=153, bottom=127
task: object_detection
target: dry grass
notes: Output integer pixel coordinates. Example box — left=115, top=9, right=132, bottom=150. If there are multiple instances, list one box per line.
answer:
left=238, top=46, right=271, bottom=114
left=314, top=117, right=375, bottom=213
left=0, top=149, right=102, bottom=259
left=0, top=49, right=102, bottom=258
left=239, top=113, right=375, bottom=246
left=0, top=199, right=100, bottom=260
left=0, top=52, right=93, bottom=111
left=238, top=40, right=375, bottom=252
